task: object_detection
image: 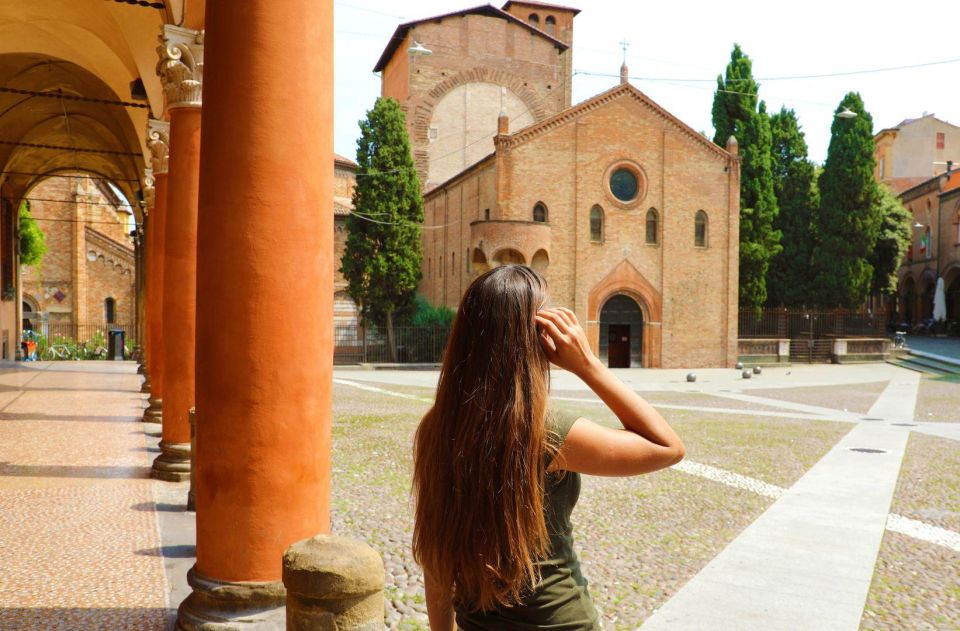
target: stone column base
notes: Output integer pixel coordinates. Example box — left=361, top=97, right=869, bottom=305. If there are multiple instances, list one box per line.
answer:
left=187, top=408, right=197, bottom=511
left=141, top=371, right=152, bottom=393
left=151, top=440, right=191, bottom=482
left=284, top=535, right=385, bottom=629
left=136, top=355, right=146, bottom=373
left=177, top=565, right=286, bottom=630
left=143, top=397, right=162, bottom=424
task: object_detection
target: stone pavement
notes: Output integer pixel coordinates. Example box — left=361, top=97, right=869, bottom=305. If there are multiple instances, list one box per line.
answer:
left=0, top=361, right=168, bottom=630
left=640, top=372, right=920, bottom=630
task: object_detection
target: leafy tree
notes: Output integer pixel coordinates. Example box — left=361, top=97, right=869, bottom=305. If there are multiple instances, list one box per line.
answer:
left=341, top=97, right=424, bottom=360
left=811, top=93, right=882, bottom=307
left=712, top=44, right=780, bottom=307
left=19, top=201, right=46, bottom=266
left=711, top=43, right=759, bottom=146
left=869, top=185, right=912, bottom=296
left=405, top=295, right=455, bottom=328
left=767, top=107, right=818, bottom=306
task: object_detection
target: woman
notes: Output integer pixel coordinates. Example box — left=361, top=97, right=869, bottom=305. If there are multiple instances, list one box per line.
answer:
left=412, top=265, right=684, bottom=630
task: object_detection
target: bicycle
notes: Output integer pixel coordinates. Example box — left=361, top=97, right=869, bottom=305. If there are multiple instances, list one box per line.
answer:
left=43, top=344, right=75, bottom=361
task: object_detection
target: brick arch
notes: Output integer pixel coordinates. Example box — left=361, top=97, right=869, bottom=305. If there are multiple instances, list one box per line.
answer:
left=586, top=260, right=663, bottom=368
left=411, top=68, right=551, bottom=164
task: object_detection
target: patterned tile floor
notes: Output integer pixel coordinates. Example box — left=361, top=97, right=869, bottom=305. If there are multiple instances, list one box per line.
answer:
left=0, top=361, right=167, bottom=631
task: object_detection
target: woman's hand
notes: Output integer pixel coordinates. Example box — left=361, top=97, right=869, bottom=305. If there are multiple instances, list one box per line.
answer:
left=535, top=308, right=600, bottom=377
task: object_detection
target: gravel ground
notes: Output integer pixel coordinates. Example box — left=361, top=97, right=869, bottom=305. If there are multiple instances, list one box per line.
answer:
left=552, top=390, right=791, bottom=413
left=748, top=381, right=888, bottom=414
left=552, top=400, right=850, bottom=488
left=329, top=383, right=853, bottom=628
left=913, top=376, right=960, bottom=423
left=861, top=433, right=960, bottom=630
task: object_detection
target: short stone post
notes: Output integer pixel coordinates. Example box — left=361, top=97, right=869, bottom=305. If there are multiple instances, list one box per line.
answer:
left=187, top=407, right=196, bottom=511
left=283, top=535, right=385, bottom=630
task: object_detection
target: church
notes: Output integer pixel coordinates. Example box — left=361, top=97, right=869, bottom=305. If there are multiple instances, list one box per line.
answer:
left=375, top=1, right=740, bottom=368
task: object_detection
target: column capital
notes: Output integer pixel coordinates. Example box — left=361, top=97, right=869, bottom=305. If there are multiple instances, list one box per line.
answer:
left=157, top=24, right=204, bottom=110
left=147, top=119, right=170, bottom=175
left=143, top=167, right=156, bottom=210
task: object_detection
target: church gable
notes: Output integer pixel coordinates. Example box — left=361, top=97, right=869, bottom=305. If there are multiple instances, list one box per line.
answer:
left=498, top=83, right=733, bottom=162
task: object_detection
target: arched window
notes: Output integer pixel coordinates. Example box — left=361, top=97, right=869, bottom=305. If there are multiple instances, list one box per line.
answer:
left=695, top=210, right=708, bottom=247
left=533, top=202, right=548, bottom=223
left=104, top=297, right=116, bottom=323
left=646, top=208, right=659, bottom=244
left=484, top=208, right=490, bottom=221
left=528, top=13, right=540, bottom=26
left=589, top=205, right=603, bottom=243
left=544, top=15, right=556, bottom=35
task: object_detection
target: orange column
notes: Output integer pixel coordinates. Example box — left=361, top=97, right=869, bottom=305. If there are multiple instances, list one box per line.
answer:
left=144, top=121, right=170, bottom=423
left=180, top=0, right=332, bottom=624
left=152, top=26, right=203, bottom=481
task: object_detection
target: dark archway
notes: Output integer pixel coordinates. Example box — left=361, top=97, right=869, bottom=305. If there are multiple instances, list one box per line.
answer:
left=599, top=294, right=643, bottom=368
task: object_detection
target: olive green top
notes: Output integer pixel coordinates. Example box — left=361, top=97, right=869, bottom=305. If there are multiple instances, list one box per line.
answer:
left=455, top=410, right=601, bottom=630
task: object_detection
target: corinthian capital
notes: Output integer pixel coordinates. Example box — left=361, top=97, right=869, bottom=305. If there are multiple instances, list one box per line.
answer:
left=146, top=119, right=170, bottom=175
left=143, top=167, right=156, bottom=209
left=157, top=24, right=204, bottom=110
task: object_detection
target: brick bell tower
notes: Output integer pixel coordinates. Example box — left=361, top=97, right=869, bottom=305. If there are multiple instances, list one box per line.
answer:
left=374, top=2, right=578, bottom=190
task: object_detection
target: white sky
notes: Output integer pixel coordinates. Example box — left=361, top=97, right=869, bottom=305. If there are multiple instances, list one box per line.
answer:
left=334, top=0, right=960, bottom=166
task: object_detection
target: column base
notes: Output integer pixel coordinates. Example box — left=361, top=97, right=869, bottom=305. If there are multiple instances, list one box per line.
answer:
left=140, top=371, right=152, bottom=393
left=176, top=565, right=286, bottom=630
left=151, top=440, right=191, bottom=482
left=143, top=397, right=162, bottom=424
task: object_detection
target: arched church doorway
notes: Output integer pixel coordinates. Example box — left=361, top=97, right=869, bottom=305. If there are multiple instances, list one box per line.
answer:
left=599, top=294, right=643, bottom=368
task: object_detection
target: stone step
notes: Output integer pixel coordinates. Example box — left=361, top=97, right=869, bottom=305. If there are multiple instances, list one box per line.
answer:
left=886, top=355, right=958, bottom=376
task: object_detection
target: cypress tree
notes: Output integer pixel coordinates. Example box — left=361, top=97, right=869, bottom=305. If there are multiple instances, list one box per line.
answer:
left=341, top=97, right=424, bottom=360
left=712, top=45, right=780, bottom=307
left=811, top=93, right=882, bottom=307
left=869, top=185, right=912, bottom=296
left=712, top=44, right=759, bottom=146
left=767, top=107, right=818, bottom=306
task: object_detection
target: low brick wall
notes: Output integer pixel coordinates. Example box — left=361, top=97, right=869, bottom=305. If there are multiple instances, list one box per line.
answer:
left=832, top=338, right=890, bottom=363
left=738, top=338, right=790, bottom=364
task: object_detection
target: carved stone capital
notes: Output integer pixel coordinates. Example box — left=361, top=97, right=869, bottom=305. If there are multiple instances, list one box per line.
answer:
left=143, top=167, right=156, bottom=209
left=146, top=119, right=170, bottom=175
left=157, top=25, right=204, bottom=110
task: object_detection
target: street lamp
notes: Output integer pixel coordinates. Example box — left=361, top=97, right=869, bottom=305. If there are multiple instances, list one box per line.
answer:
left=836, top=107, right=857, bottom=119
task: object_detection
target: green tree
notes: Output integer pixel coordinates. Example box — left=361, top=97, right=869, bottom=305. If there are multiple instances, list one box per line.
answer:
left=711, top=43, right=759, bottom=146
left=19, top=200, right=46, bottom=266
left=341, top=97, right=424, bottom=360
left=712, top=44, right=780, bottom=307
left=735, top=101, right=782, bottom=308
left=767, top=107, right=818, bottom=306
left=869, top=185, right=912, bottom=296
left=811, top=93, right=883, bottom=307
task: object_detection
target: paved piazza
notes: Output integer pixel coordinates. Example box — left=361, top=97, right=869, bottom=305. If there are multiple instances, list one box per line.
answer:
left=0, top=361, right=957, bottom=629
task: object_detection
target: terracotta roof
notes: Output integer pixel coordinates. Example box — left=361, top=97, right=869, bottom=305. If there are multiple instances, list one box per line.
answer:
left=889, top=177, right=932, bottom=194
left=373, top=4, right=567, bottom=72
left=335, top=153, right=357, bottom=169
left=496, top=82, right=734, bottom=161
left=501, top=1, right=581, bottom=15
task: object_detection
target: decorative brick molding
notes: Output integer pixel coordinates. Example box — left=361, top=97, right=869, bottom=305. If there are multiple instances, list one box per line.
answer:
left=587, top=260, right=663, bottom=368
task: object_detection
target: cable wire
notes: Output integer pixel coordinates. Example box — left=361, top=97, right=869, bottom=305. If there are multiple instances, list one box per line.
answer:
left=0, top=86, right=150, bottom=109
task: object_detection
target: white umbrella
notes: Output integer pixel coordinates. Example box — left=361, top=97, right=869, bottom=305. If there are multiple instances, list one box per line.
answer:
left=933, top=277, right=947, bottom=322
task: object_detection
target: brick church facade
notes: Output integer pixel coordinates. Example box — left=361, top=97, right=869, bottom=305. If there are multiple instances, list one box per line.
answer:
left=21, top=175, right=135, bottom=334
left=376, top=2, right=740, bottom=367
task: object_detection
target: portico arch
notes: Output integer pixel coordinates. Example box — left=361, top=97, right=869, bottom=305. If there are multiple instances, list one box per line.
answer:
left=587, top=260, right=662, bottom=368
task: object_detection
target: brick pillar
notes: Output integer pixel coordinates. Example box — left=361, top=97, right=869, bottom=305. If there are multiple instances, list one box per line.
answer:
left=143, top=121, right=169, bottom=422
left=179, top=0, right=343, bottom=626
left=151, top=26, right=202, bottom=481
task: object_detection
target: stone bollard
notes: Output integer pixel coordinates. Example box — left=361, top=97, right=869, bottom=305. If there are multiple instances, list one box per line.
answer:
left=283, top=535, right=385, bottom=630
left=187, top=407, right=196, bottom=511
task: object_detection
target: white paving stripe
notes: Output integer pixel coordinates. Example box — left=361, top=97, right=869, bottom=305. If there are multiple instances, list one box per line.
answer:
left=333, top=379, right=960, bottom=553
left=551, top=395, right=844, bottom=422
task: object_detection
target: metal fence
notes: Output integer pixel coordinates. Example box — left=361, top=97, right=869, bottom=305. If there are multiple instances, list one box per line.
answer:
left=738, top=308, right=887, bottom=340
left=22, top=321, right=135, bottom=360
left=334, top=325, right=450, bottom=365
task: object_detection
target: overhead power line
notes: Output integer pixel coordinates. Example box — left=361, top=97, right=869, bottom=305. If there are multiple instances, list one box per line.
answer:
left=0, top=139, right=141, bottom=157
left=0, top=171, right=141, bottom=183
left=0, top=86, right=150, bottom=109
left=106, top=0, right=165, bottom=9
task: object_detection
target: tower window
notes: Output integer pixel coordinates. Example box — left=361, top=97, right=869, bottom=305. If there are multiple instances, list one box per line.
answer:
left=104, top=297, right=116, bottom=323
left=936, top=132, right=945, bottom=150
left=533, top=202, right=548, bottom=223
left=544, top=15, right=556, bottom=36
left=528, top=13, right=540, bottom=26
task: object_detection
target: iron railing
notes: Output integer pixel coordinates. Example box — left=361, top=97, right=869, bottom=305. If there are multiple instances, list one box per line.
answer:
left=334, top=325, right=450, bottom=365
left=739, top=308, right=887, bottom=340
left=22, top=321, right=134, bottom=360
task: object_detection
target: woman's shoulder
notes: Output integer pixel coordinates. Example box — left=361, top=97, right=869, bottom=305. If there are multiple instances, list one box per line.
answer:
left=546, top=408, right=580, bottom=450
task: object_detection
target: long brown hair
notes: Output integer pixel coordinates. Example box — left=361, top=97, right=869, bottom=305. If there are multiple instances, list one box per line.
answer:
left=412, top=264, right=555, bottom=612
